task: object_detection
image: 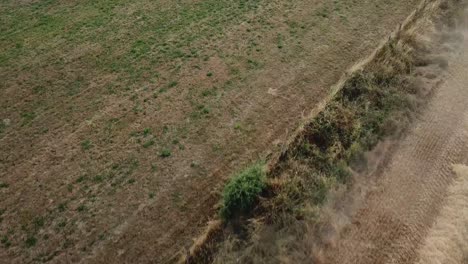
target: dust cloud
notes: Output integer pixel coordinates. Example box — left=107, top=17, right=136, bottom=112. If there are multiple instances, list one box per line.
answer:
left=415, top=164, right=468, bottom=264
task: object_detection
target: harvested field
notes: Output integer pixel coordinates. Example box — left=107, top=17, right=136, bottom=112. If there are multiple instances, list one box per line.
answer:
left=1, top=0, right=451, bottom=263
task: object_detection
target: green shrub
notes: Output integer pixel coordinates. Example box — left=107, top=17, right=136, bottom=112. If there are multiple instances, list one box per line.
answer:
left=160, top=149, right=171, bottom=158
left=220, top=163, right=266, bottom=220
left=81, top=140, right=93, bottom=150
left=25, top=236, right=37, bottom=247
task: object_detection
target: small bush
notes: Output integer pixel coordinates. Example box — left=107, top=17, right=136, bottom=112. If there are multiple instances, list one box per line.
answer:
left=160, top=149, right=171, bottom=158
left=81, top=140, right=93, bottom=150
left=25, top=236, right=37, bottom=247
left=220, top=163, right=266, bottom=220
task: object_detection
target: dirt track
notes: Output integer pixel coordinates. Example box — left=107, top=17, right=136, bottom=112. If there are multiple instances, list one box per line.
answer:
left=324, top=14, right=468, bottom=264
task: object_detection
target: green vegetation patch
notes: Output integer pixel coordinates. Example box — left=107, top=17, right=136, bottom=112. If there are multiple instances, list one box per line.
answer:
left=220, top=163, right=266, bottom=220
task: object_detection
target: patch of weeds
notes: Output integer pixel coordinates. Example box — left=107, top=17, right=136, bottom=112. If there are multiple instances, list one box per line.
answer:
left=68, top=77, right=84, bottom=96
left=98, top=233, right=106, bottom=241
left=132, top=103, right=144, bottom=114
left=316, top=6, right=329, bottom=18
left=0, top=209, right=4, bottom=223
left=191, top=105, right=211, bottom=119
left=77, top=204, right=86, bottom=212
left=234, top=122, right=243, bottom=131
left=0, top=182, right=9, bottom=189
left=105, top=84, right=117, bottom=95
left=57, top=203, right=67, bottom=212
left=76, top=175, right=86, bottom=183
left=1, top=236, right=11, bottom=248
left=25, top=236, right=37, bottom=248
left=201, top=88, right=217, bottom=97
left=21, top=112, right=36, bottom=126
left=168, top=81, right=178, bottom=88
left=92, top=175, right=104, bottom=183
left=172, top=192, right=186, bottom=210
left=220, top=163, right=266, bottom=220
left=0, top=122, right=6, bottom=134
left=127, top=178, right=136, bottom=184
left=160, top=149, right=171, bottom=158
left=81, top=140, right=93, bottom=150
left=33, top=217, right=45, bottom=229
left=142, top=139, right=155, bottom=148
left=330, top=161, right=352, bottom=183
left=247, top=59, right=261, bottom=69
left=201, top=105, right=211, bottom=114
left=277, top=33, right=284, bottom=49
left=148, top=192, right=155, bottom=199
left=151, top=163, right=158, bottom=172
left=143, top=128, right=152, bottom=136
left=130, top=40, right=150, bottom=59
left=346, top=142, right=366, bottom=168
left=207, top=72, right=213, bottom=77
left=212, top=143, right=222, bottom=152
left=32, top=85, right=46, bottom=94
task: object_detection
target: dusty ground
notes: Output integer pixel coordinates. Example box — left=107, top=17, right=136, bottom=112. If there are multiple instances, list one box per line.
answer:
left=322, top=10, right=468, bottom=264
left=0, top=0, right=422, bottom=263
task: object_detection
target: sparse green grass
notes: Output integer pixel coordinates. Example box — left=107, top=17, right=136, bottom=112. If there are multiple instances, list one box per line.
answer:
left=33, top=217, right=44, bottom=229
left=168, top=81, right=178, bottom=88
left=0, top=122, right=6, bottom=135
left=76, top=175, right=86, bottom=183
left=127, top=178, right=136, bottom=184
left=77, top=205, right=86, bottom=212
left=92, top=175, right=104, bottom=183
left=143, top=128, right=152, bottom=137
left=220, top=163, right=266, bottom=220
left=142, top=139, right=155, bottom=148
left=160, top=149, right=171, bottom=158
left=57, top=203, right=67, bottom=212
left=57, top=221, right=67, bottom=228
left=25, top=236, right=37, bottom=248
left=81, top=140, right=93, bottom=151
left=20, top=112, right=36, bottom=127
left=1, top=235, right=11, bottom=248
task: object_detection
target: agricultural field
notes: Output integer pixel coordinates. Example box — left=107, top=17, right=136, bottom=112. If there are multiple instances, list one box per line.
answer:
left=0, top=0, right=423, bottom=263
